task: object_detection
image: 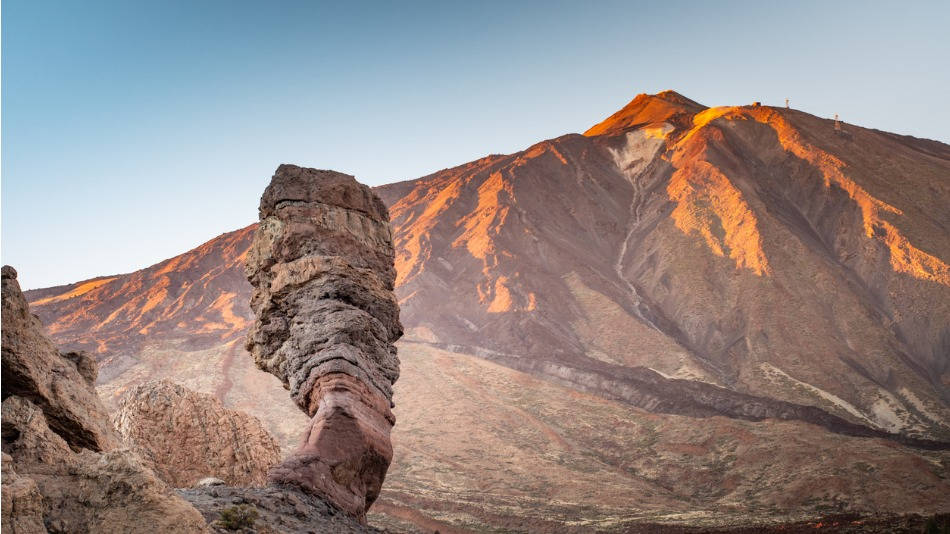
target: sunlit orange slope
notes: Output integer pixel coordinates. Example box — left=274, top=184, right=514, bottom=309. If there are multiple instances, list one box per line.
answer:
left=584, top=90, right=705, bottom=136
left=26, top=225, right=257, bottom=373
left=29, top=93, right=950, bottom=444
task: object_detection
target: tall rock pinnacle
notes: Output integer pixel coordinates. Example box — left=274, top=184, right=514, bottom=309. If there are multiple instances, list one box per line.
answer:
left=244, top=164, right=402, bottom=521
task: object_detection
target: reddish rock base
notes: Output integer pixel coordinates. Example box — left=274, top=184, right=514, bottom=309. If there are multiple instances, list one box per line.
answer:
left=268, top=373, right=394, bottom=522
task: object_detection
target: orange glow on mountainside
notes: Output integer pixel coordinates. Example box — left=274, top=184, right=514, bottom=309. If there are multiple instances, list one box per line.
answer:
left=25, top=225, right=257, bottom=354
left=669, top=105, right=949, bottom=286
left=455, top=171, right=511, bottom=263
left=452, top=170, right=538, bottom=312
left=668, top=162, right=772, bottom=276
left=740, top=107, right=948, bottom=286
left=751, top=108, right=949, bottom=286
left=584, top=90, right=706, bottom=137
left=668, top=119, right=771, bottom=276
left=30, top=277, right=118, bottom=306
left=392, top=178, right=464, bottom=286
left=485, top=276, right=537, bottom=313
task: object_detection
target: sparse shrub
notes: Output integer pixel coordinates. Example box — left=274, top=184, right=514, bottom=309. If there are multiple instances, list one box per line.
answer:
left=217, top=505, right=259, bottom=531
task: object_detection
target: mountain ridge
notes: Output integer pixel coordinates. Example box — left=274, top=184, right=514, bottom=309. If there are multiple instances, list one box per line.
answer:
left=26, top=92, right=950, bottom=440
left=23, top=90, right=950, bottom=531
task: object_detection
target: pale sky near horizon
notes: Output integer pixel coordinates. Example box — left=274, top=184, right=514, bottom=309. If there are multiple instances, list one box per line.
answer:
left=3, top=0, right=949, bottom=290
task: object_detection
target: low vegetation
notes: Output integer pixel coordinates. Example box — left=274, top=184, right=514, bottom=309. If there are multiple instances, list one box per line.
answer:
left=217, top=505, right=259, bottom=531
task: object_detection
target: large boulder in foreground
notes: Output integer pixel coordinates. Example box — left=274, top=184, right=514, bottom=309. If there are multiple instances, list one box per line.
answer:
left=1, top=266, right=209, bottom=533
left=113, top=380, right=282, bottom=488
left=244, top=165, right=403, bottom=522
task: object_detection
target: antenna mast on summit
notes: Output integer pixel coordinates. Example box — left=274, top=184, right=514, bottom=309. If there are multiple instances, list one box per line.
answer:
left=834, top=114, right=841, bottom=131
left=785, top=98, right=789, bottom=109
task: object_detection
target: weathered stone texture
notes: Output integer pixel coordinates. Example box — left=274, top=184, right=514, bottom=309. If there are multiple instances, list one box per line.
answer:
left=1, top=266, right=209, bottom=533
left=112, top=380, right=282, bottom=488
left=1, top=265, right=119, bottom=453
left=245, top=165, right=402, bottom=522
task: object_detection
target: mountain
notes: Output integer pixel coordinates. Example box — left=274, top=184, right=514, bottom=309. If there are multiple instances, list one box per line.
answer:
left=24, top=91, right=950, bottom=531
left=375, top=89, right=950, bottom=442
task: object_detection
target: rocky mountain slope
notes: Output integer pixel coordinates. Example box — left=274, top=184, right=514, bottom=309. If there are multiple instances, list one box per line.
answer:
left=23, top=224, right=256, bottom=384
left=375, top=90, right=950, bottom=442
left=23, top=91, right=950, bottom=531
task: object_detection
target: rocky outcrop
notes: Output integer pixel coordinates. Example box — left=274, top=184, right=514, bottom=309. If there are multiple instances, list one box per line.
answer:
left=1, top=265, right=119, bottom=452
left=245, top=165, right=402, bottom=521
left=1, top=453, right=45, bottom=534
left=112, top=380, right=281, bottom=488
left=1, top=266, right=209, bottom=533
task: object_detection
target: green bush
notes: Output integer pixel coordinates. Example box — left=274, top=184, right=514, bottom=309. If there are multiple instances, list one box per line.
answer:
left=217, top=505, right=259, bottom=531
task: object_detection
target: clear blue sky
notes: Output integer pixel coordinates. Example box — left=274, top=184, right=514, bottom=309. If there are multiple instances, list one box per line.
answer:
left=3, top=0, right=949, bottom=289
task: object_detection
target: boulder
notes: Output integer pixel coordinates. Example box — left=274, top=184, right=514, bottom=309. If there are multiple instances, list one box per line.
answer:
left=112, top=380, right=281, bottom=488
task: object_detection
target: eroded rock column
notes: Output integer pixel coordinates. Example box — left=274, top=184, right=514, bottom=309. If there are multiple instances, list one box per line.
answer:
left=244, top=165, right=402, bottom=521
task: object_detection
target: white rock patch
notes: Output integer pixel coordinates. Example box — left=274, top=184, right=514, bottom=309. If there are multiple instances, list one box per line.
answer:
left=758, top=362, right=876, bottom=427
left=607, top=123, right=673, bottom=180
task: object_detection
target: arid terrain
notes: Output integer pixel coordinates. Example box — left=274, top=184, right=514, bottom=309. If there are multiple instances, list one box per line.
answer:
left=24, top=91, right=950, bottom=532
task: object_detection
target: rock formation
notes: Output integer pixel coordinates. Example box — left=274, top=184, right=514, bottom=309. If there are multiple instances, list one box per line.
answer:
left=1, top=266, right=120, bottom=453
left=1, top=265, right=209, bottom=533
left=112, top=380, right=281, bottom=488
left=244, top=164, right=402, bottom=521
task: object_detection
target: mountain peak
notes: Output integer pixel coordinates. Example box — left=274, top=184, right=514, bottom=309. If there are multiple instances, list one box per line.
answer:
left=584, top=90, right=706, bottom=137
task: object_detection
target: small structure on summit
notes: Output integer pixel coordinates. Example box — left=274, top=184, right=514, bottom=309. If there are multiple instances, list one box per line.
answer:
left=244, top=164, right=403, bottom=523
left=833, top=113, right=852, bottom=138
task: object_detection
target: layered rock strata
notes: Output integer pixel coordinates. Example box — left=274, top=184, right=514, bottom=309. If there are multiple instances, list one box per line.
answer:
left=245, top=165, right=402, bottom=522
left=1, top=266, right=209, bottom=533
left=113, top=380, right=282, bottom=487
